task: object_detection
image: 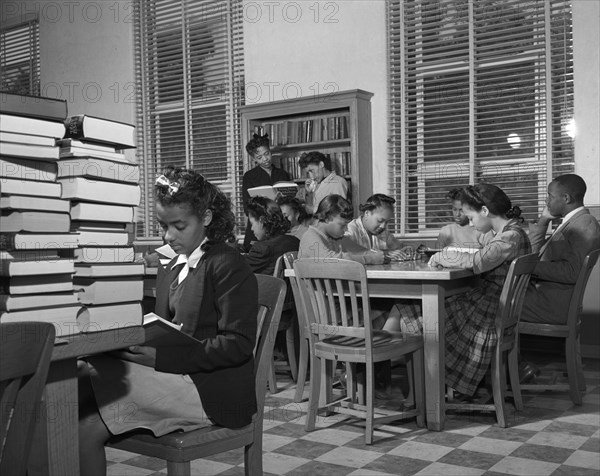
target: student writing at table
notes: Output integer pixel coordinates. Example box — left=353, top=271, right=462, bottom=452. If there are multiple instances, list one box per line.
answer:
left=78, top=168, right=258, bottom=476
left=383, top=183, right=531, bottom=398
left=277, top=195, right=310, bottom=240
left=436, top=187, right=483, bottom=250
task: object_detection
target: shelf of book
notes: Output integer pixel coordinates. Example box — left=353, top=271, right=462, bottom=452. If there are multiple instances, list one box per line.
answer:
left=240, top=89, right=373, bottom=215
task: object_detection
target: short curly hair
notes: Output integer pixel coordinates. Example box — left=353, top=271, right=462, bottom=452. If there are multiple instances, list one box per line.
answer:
left=247, top=196, right=290, bottom=239
left=314, top=194, right=353, bottom=222
left=359, top=193, right=395, bottom=214
left=276, top=196, right=310, bottom=224
left=245, top=133, right=270, bottom=157
left=155, top=166, right=235, bottom=245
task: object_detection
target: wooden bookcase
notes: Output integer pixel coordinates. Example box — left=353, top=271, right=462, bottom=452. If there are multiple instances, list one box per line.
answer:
left=240, top=89, right=373, bottom=215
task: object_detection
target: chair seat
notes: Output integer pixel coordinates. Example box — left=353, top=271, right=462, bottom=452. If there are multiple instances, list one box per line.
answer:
left=316, top=334, right=423, bottom=362
left=519, top=321, right=568, bottom=337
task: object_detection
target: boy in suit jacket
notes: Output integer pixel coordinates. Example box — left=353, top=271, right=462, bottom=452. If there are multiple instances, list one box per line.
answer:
left=521, top=174, right=600, bottom=325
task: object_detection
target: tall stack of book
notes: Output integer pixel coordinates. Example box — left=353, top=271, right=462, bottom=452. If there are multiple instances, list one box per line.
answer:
left=58, top=113, right=145, bottom=332
left=0, top=92, right=82, bottom=336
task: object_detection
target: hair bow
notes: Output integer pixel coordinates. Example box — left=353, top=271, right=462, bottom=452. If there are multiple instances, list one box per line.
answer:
left=155, top=175, right=180, bottom=195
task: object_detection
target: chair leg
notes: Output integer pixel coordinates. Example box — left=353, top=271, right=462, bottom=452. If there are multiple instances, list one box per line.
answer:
left=508, top=345, right=523, bottom=411
left=244, top=430, right=263, bottom=476
left=576, top=341, right=586, bottom=393
left=565, top=335, right=583, bottom=405
left=365, top=361, right=375, bottom=445
left=305, top=355, right=322, bottom=432
left=294, top=337, right=310, bottom=403
left=412, top=350, right=425, bottom=428
left=286, top=325, right=298, bottom=382
left=167, top=461, right=191, bottom=476
left=491, top=352, right=508, bottom=428
left=268, top=357, right=278, bottom=394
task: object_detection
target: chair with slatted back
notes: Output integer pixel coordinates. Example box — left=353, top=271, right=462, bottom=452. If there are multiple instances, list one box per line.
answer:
left=1, top=322, right=55, bottom=476
left=519, top=248, right=600, bottom=405
left=293, top=258, right=425, bottom=445
left=267, top=254, right=299, bottom=393
left=282, top=251, right=311, bottom=402
left=107, top=274, right=286, bottom=476
left=446, top=253, right=539, bottom=427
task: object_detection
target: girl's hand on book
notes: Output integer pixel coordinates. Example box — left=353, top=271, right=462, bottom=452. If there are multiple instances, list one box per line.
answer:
left=113, top=345, right=157, bottom=367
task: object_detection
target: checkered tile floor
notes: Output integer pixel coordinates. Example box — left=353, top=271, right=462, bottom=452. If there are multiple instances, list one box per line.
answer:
left=106, top=353, right=600, bottom=475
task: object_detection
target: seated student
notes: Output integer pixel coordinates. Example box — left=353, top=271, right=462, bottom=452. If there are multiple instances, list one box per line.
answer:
left=521, top=173, right=600, bottom=325
left=436, top=187, right=483, bottom=250
left=300, top=151, right=349, bottom=214
left=345, top=193, right=414, bottom=260
left=78, top=168, right=258, bottom=476
left=299, top=194, right=385, bottom=265
left=245, top=196, right=300, bottom=275
left=242, top=133, right=291, bottom=251
left=383, top=183, right=531, bottom=397
left=277, top=196, right=310, bottom=240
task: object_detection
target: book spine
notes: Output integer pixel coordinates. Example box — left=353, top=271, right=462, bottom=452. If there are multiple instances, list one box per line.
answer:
left=64, top=115, right=85, bottom=140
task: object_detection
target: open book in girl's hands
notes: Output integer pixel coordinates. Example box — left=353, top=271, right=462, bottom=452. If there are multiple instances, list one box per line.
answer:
left=247, top=181, right=298, bottom=200
left=143, top=312, right=199, bottom=347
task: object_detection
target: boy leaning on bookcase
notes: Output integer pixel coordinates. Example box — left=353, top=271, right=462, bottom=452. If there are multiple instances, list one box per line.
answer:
left=1, top=91, right=144, bottom=335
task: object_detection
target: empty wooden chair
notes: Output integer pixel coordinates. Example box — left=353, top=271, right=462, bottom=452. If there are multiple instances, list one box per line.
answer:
left=293, top=258, right=425, bottom=445
left=1, top=322, right=55, bottom=476
left=446, top=253, right=539, bottom=427
left=108, top=274, right=286, bottom=476
left=519, top=248, right=600, bottom=405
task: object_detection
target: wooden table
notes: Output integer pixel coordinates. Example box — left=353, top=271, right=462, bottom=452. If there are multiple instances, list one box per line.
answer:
left=286, top=260, right=474, bottom=431
left=29, top=327, right=145, bottom=476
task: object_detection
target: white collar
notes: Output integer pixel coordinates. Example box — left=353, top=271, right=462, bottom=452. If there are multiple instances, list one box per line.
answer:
left=561, top=206, right=584, bottom=225
left=171, top=240, right=206, bottom=271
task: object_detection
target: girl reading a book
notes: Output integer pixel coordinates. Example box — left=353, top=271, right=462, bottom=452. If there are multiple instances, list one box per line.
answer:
left=383, top=183, right=531, bottom=398
left=277, top=195, right=310, bottom=240
left=245, top=196, right=300, bottom=275
left=78, top=167, right=258, bottom=475
left=242, top=133, right=291, bottom=251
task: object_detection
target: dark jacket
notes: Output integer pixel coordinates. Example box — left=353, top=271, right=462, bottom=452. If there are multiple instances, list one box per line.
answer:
left=245, top=234, right=300, bottom=275
left=154, top=242, right=258, bottom=428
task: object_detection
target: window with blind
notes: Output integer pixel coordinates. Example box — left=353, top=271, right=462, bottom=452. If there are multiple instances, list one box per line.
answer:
left=387, top=0, right=574, bottom=235
left=0, top=15, right=40, bottom=95
left=134, top=0, right=244, bottom=237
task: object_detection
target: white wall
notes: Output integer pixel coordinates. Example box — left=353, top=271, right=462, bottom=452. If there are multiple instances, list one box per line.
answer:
left=242, top=0, right=389, bottom=192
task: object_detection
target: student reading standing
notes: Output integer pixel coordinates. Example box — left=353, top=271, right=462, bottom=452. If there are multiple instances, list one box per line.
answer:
left=78, top=168, right=258, bottom=476
left=300, top=151, right=348, bottom=213
left=384, top=183, right=531, bottom=397
left=242, top=133, right=290, bottom=251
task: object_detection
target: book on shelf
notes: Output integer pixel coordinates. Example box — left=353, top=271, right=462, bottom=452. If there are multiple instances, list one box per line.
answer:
left=0, top=305, right=81, bottom=337
left=0, top=274, right=73, bottom=295
left=0, top=258, right=75, bottom=277
left=0, top=92, right=68, bottom=122
left=0, top=113, right=66, bottom=138
left=0, top=157, right=57, bottom=182
left=0, top=232, right=79, bottom=250
left=0, top=211, right=70, bottom=233
left=0, top=131, right=57, bottom=147
left=74, top=262, right=145, bottom=278
left=58, top=177, right=141, bottom=206
left=64, top=114, right=136, bottom=149
left=70, top=202, right=136, bottom=223
left=72, top=221, right=128, bottom=232
left=77, top=301, right=143, bottom=333
left=0, top=195, right=70, bottom=213
left=247, top=181, right=298, bottom=200
left=0, top=178, right=62, bottom=198
left=0, top=291, right=78, bottom=312
left=143, top=312, right=200, bottom=348
left=57, top=138, right=125, bottom=153
left=74, top=276, right=143, bottom=305
left=0, top=141, right=60, bottom=161
left=76, top=229, right=130, bottom=247
left=74, top=246, right=134, bottom=264
left=0, top=249, right=60, bottom=261
left=58, top=150, right=133, bottom=164
left=57, top=156, right=140, bottom=183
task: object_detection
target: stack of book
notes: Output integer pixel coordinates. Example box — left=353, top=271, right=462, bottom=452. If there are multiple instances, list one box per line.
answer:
left=57, top=113, right=146, bottom=332
left=0, top=92, right=82, bottom=336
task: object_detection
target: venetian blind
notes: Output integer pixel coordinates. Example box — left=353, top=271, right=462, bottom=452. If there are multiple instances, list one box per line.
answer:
left=0, top=15, right=40, bottom=95
left=134, top=0, right=244, bottom=237
left=387, top=0, right=574, bottom=235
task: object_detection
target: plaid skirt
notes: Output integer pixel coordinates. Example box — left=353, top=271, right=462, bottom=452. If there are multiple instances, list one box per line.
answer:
left=398, top=280, right=502, bottom=396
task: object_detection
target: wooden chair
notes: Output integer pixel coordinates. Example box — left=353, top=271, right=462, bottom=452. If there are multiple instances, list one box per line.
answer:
left=107, top=274, right=286, bottom=476
left=267, top=254, right=299, bottom=393
left=293, top=258, right=425, bottom=445
left=446, top=253, right=539, bottom=427
left=282, top=251, right=311, bottom=403
left=1, top=322, right=55, bottom=476
left=519, top=248, right=600, bottom=405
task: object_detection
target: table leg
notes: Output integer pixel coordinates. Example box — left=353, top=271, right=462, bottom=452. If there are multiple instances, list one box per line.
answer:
left=29, top=358, right=80, bottom=476
left=421, top=283, right=445, bottom=431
